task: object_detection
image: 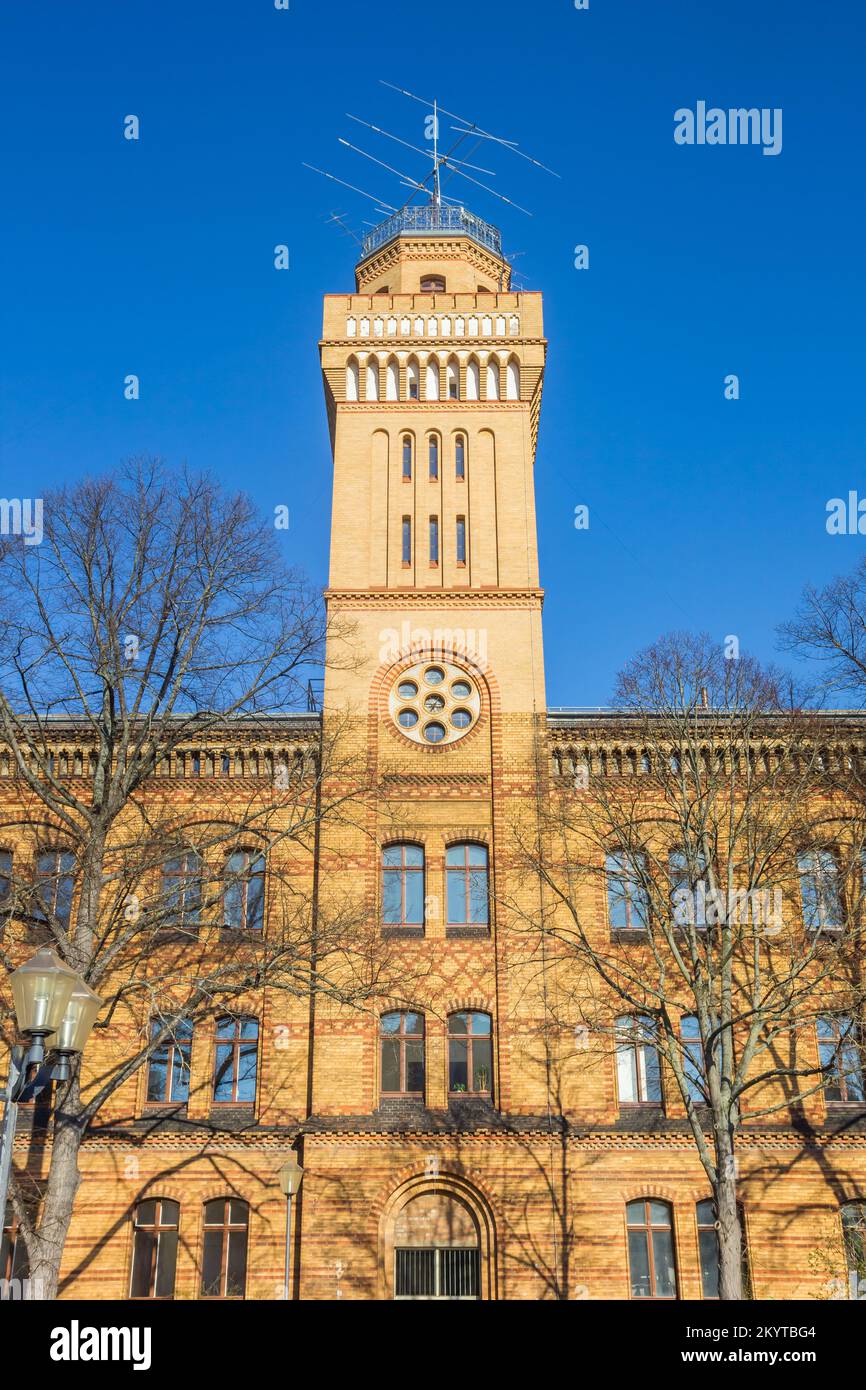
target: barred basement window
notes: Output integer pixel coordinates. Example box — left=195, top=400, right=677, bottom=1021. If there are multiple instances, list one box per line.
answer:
left=395, top=1247, right=480, bottom=1299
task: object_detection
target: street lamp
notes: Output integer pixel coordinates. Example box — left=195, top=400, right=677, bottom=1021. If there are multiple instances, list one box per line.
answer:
left=277, top=1152, right=304, bottom=1301
left=0, top=949, right=102, bottom=1225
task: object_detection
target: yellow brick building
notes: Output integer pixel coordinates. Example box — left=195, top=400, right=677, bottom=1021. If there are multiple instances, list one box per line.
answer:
left=4, top=202, right=866, bottom=1302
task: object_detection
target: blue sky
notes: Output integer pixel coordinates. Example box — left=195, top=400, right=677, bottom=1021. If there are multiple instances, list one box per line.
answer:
left=2, top=0, right=864, bottom=705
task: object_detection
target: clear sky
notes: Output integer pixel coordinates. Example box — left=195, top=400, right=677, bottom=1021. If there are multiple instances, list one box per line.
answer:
left=2, top=1, right=864, bottom=706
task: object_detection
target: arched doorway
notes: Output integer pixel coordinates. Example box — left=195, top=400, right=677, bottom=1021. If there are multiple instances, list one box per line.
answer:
left=383, top=1179, right=495, bottom=1300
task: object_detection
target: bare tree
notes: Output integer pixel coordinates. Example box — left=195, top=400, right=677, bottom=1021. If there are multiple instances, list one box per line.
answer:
left=512, top=633, right=865, bottom=1299
left=0, top=461, right=400, bottom=1299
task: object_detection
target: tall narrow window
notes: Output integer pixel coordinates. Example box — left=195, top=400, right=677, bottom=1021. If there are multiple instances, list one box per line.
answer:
left=380, top=1011, right=425, bottom=1095
left=817, top=1015, right=865, bottom=1104
left=798, top=849, right=843, bottom=930
left=402, top=436, right=413, bottom=480
left=402, top=516, right=412, bottom=567
left=446, top=844, right=489, bottom=925
left=35, top=850, right=76, bottom=931
left=146, top=1020, right=193, bottom=1104
left=448, top=1012, right=492, bottom=1096
left=407, top=359, right=420, bottom=400
left=680, top=1015, right=707, bottom=1103
left=428, top=435, right=439, bottom=480
left=213, top=1017, right=259, bottom=1104
left=841, top=1203, right=866, bottom=1299
left=366, top=361, right=379, bottom=401
left=455, top=436, right=466, bottom=480
left=456, top=517, right=467, bottom=566
left=447, top=360, right=460, bottom=400
left=486, top=360, right=500, bottom=400
left=0, top=849, right=12, bottom=904
left=429, top=516, right=439, bottom=566
left=616, top=1015, right=662, bottom=1105
left=506, top=358, right=520, bottom=400
left=626, top=1200, right=677, bottom=1299
left=466, top=359, right=480, bottom=401
left=382, top=844, right=425, bottom=927
left=161, top=851, right=202, bottom=930
left=224, top=851, right=265, bottom=931
left=201, top=1200, right=249, bottom=1299
left=129, top=1199, right=179, bottom=1299
left=386, top=358, right=399, bottom=401
left=346, top=358, right=359, bottom=401
left=669, top=848, right=708, bottom=927
left=605, top=851, right=649, bottom=930
left=696, top=1200, right=752, bottom=1299
left=2, top=1210, right=28, bottom=1286
left=425, top=359, right=440, bottom=400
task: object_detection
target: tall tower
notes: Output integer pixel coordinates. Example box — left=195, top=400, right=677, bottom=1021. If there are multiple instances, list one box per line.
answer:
left=320, top=203, right=547, bottom=727
left=314, top=201, right=549, bottom=1129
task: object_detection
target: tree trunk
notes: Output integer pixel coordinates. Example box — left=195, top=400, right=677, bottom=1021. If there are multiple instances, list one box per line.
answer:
left=25, top=1075, right=85, bottom=1300
left=716, top=1130, right=744, bottom=1300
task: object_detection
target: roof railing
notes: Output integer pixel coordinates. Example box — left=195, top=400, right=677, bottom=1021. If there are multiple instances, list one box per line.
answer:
left=361, top=204, right=503, bottom=260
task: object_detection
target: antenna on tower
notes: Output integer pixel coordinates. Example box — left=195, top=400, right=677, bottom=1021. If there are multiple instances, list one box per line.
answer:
left=304, top=82, right=560, bottom=259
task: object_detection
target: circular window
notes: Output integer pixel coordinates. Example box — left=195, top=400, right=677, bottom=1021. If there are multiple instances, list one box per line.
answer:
left=388, top=660, right=482, bottom=748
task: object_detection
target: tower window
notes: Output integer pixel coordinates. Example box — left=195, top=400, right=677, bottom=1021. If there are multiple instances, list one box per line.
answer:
left=455, top=436, right=466, bottom=480
left=402, top=436, right=412, bottom=480
left=428, top=436, right=439, bottom=480
left=429, top=516, right=439, bottom=566
left=447, top=360, right=460, bottom=400
left=402, top=517, right=412, bottom=567
left=456, top=517, right=466, bottom=566
left=421, top=275, right=446, bottom=292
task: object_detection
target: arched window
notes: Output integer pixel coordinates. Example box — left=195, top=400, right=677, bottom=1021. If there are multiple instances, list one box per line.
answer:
left=213, top=1016, right=259, bottom=1104
left=428, top=435, right=439, bottom=480
left=346, top=317, right=357, bottom=338
left=386, top=358, right=399, bottom=401
left=605, top=851, right=649, bottom=930
left=380, top=1011, right=425, bottom=1096
left=402, top=435, right=413, bottom=480
left=393, top=1192, right=480, bottom=1300
left=506, top=358, right=520, bottom=400
left=680, top=1015, right=707, bottom=1102
left=841, top=1202, right=866, bottom=1299
left=616, top=1015, right=662, bottom=1105
left=35, top=849, right=76, bottom=931
left=146, top=1019, right=193, bottom=1104
left=161, top=851, right=202, bottom=929
left=446, top=358, right=460, bottom=400
left=466, top=359, right=480, bottom=401
left=130, top=1199, right=179, bottom=1299
left=425, top=358, right=440, bottom=401
left=382, top=844, right=424, bottom=927
left=224, top=850, right=265, bottom=931
left=626, top=1200, right=677, bottom=1299
left=818, top=1015, right=865, bottom=1104
left=421, top=275, right=446, bottom=292
left=486, top=359, right=500, bottom=400
left=448, top=1012, right=492, bottom=1096
left=446, top=844, right=488, bottom=925
left=798, top=849, right=843, bottom=931
left=365, top=360, right=380, bottom=401
left=455, top=435, right=466, bottom=480
left=406, top=358, right=420, bottom=401
left=201, top=1199, right=249, bottom=1299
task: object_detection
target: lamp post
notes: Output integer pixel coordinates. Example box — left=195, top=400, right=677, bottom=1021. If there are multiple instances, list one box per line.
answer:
left=0, top=949, right=101, bottom=1228
left=277, top=1152, right=304, bottom=1301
